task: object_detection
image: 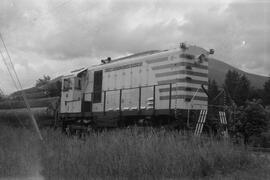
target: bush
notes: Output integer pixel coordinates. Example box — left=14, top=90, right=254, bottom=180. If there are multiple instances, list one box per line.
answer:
left=232, top=100, right=269, bottom=144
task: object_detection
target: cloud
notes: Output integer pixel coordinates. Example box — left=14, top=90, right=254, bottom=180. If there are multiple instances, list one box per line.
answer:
left=225, top=1, right=270, bottom=74
left=35, top=0, right=187, bottom=59
left=0, top=0, right=269, bottom=93
left=177, top=0, right=270, bottom=75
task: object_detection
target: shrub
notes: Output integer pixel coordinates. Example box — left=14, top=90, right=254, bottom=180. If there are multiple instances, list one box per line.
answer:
left=232, top=100, right=268, bottom=144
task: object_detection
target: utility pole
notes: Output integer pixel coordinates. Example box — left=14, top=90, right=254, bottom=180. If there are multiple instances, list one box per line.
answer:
left=0, top=33, right=43, bottom=140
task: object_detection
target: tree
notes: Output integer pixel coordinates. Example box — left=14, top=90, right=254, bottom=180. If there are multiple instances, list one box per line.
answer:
left=224, top=70, right=240, bottom=98
left=208, top=79, right=220, bottom=104
left=0, top=90, right=4, bottom=101
left=46, top=81, right=62, bottom=97
left=204, top=79, right=222, bottom=135
left=263, top=78, right=270, bottom=105
left=237, top=75, right=250, bottom=105
left=233, top=100, right=268, bottom=144
left=224, top=70, right=250, bottom=106
left=249, top=87, right=264, bottom=101
left=35, top=75, right=62, bottom=97
left=36, top=75, right=51, bottom=87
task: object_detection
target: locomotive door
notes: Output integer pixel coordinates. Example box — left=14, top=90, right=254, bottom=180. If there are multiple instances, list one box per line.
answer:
left=60, top=76, right=82, bottom=113
left=90, top=70, right=103, bottom=112
left=93, top=70, right=103, bottom=103
left=81, top=71, right=93, bottom=113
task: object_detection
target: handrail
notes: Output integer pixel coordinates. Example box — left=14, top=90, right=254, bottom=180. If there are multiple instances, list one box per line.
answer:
left=84, top=83, right=172, bottom=94
left=85, top=83, right=216, bottom=114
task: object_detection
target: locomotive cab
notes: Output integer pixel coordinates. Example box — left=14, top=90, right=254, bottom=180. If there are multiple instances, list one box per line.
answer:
left=60, top=68, right=88, bottom=114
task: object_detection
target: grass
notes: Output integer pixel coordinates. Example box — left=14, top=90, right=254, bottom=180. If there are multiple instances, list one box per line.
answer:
left=0, top=126, right=41, bottom=178
left=0, top=126, right=269, bottom=180
left=0, top=107, right=54, bottom=127
left=0, top=97, right=59, bottom=109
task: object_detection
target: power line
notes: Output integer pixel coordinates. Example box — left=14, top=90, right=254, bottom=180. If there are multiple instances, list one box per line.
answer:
left=0, top=33, right=43, bottom=140
left=0, top=53, right=25, bottom=128
left=0, top=49, right=19, bottom=90
left=1, top=33, right=26, bottom=90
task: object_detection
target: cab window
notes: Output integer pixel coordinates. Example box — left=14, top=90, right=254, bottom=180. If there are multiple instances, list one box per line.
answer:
left=75, top=78, right=82, bottom=90
left=63, top=78, right=71, bottom=91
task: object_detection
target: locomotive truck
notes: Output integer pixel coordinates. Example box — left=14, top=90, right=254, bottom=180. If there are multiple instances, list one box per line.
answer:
left=58, top=43, right=214, bottom=131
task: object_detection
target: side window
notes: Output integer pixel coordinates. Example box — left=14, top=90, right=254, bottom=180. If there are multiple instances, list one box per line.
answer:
left=63, top=78, right=71, bottom=91
left=93, top=70, right=103, bottom=103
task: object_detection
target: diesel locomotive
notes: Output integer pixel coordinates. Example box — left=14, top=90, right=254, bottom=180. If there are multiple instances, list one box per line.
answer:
left=58, top=43, right=214, bottom=130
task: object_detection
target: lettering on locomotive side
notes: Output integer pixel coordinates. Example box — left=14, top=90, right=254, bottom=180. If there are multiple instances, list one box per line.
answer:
left=104, top=62, right=143, bottom=72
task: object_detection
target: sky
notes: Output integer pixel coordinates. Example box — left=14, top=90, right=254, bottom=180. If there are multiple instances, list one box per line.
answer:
left=0, top=0, right=269, bottom=93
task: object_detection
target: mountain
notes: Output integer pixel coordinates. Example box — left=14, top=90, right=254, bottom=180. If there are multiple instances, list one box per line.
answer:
left=208, top=58, right=269, bottom=89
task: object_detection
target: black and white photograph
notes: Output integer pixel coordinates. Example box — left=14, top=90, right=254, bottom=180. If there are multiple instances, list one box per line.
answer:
left=0, top=0, right=269, bottom=179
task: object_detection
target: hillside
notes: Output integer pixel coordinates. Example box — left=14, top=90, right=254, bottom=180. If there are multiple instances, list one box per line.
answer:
left=7, top=75, right=62, bottom=100
left=209, top=58, right=269, bottom=88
